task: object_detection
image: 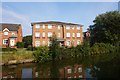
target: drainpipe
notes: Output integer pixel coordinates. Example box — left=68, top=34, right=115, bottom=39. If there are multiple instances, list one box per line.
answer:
left=62, top=25, right=64, bottom=39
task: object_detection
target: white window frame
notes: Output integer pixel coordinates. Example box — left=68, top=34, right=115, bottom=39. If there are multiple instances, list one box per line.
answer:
left=42, top=32, right=45, bottom=37
left=35, top=72, right=38, bottom=77
left=78, top=67, right=82, bottom=72
left=77, top=40, right=81, bottom=45
left=36, top=24, right=40, bottom=28
left=3, top=39, right=8, bottom=45
left=77, top=33, right=80, bottom=37
left=79, top=75, right=83, bottom=78
left=72, top=33, right=75, bottom=37
left=66, top=33, right=70, bottom=38
left=35, top=32, right=40, bottom=37
left=43, top=41, right=46, bottom=46
left=43, top=24, right=45, bottom=29
left=77, top=26, right=80, bottom=30
left=58, top=25, right=60, bottom=30
left=74, top=68, right=76, bottom=73
left=67, top=68, right=72, bottom=74
left=35, top=40, right=40, bottom=47
left=48, top=41, right=52, bottom=46
left=4, top=32, right=8, bottom=35
left=66, top=41, right=71, bottom=46
left=48, top=32, right=52, bottom=37
left=48, top=24, right=52, bottom=29
left=66, top=25, right=70, bottom=29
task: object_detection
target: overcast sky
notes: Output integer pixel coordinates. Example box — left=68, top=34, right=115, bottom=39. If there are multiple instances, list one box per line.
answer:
left=1, top=1, right=119, bottom=36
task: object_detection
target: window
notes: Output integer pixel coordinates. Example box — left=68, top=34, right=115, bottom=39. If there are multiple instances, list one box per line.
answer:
left=35, top=40, right=40, bottom=47
left=36, top=24, right=40, bottom=28
left=3, top=39, right=8, bottom=44
left=67, top=68, right=72, bottom=74
left=58, top=25, right=60, bottom=30
left=58, top=33, right=60, bottom=37
left=74, top=68, right=76, bottom=73
left=42, top=32, right=45, bottom=37
left=72, top=26, right=74, bottom=29
left=48, top=41, right=52, bottom=46
left=77, top=26, right=80, bottom=30
left=77, top=33, right=80, bottom=37
left=74, top=76, right=76, bottom=78
left=35, top=72, right=38, bottom=77
left=43, top=41, right=46, bottom=45
left=35, top=32, right=40, bottom=38
left=12, top=32, right=15, bottom=35
left=66, top=25, right=70, bottom=29
left=66, top=41, right=70, bottom=46
left=78, top=67, right=82, bottom=72
left=79, top=75, right=83, bottom=78
left=48, top=32, right=52, bottom=37
left=4, top=32, right=8, bottom=35
left=72, top=33, right=75, bottom=37
left=66, top=33, right=70, bottom=38
left=43, top=24, right=45, bottom=29
left=77, top=40, right=81, bottom=45
left=48, top=24, right=52, bottom=29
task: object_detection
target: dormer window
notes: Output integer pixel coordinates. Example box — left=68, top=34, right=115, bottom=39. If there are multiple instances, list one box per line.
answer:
left=4, top=32, right=8, bottom=35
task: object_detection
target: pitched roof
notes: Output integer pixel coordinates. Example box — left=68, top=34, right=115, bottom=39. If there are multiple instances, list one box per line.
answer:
left=0, top=23, right=21, bottom=31
left=31, top=21, right=83, bottom=26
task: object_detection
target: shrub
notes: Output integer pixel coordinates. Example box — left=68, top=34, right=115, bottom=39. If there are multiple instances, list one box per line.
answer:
left=16, top=42, right=24, bottom=48
left=33, top=46, right=50, bottom=63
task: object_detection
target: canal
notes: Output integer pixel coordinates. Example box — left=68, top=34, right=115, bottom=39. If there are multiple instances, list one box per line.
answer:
left=2, top=53, right=120, bottom=79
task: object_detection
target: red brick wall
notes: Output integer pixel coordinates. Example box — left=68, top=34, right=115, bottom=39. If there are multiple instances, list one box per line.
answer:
left=1, top=25, right=23, bottom=48
left=32, top=24, right=83, bottom=47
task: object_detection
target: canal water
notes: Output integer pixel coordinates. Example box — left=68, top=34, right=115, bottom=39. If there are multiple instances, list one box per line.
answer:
left=2, top=53, right=120, bottom=79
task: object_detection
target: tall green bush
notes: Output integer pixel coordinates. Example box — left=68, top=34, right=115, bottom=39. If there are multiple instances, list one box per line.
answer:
left=33, top=46, right=50, bottom=63
left=16, top=42, right=24, bottom=48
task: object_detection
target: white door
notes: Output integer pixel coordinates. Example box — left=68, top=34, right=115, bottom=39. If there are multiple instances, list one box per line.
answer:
left=10, top=39, right=15, bottom=46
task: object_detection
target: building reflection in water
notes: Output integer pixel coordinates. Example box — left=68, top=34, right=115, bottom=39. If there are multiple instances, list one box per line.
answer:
left=59, top=64, right=85, bottom=79
left=2, top=63, right=86, bottom=79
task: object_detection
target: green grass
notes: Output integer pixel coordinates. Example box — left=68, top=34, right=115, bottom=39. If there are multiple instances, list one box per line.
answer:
left=1, top=48, right=34, bottom=64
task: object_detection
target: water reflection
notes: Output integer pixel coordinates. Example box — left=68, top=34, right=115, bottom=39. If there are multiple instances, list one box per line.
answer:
left=2, top=53, right=120, bottom=79
left=2, top=63, right=87, bottom=79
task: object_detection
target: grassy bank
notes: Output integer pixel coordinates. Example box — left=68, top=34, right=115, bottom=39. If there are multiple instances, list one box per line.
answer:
left=1, top=48, right=34, bottom=65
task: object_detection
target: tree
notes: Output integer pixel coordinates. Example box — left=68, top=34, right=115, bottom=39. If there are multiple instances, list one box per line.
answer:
left=49, top=32, right=60, bottom=60
left=16, top=42, right=24, bottom=48
left=90, top=11, right=120, bottom=46
left=23, top=35, right=32, bottom=48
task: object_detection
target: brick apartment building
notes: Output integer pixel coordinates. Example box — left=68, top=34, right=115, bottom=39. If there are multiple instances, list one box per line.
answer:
left=31, top=21, right=83, bottom=47
left=0, top=23, right=22, bottom=48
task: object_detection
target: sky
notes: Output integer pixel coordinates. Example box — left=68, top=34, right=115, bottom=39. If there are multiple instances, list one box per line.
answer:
left=1, top=1, right=119, bottom=36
